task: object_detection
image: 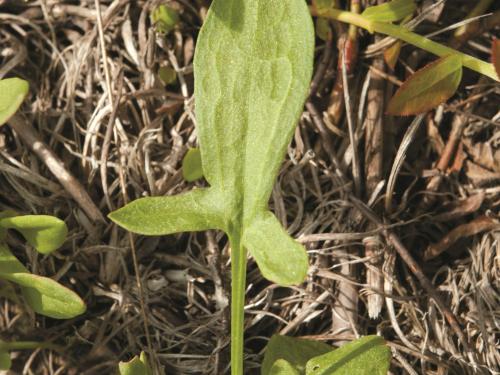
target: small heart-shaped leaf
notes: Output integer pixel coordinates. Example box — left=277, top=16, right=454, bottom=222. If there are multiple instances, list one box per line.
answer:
left=0, top=215, right=68, bottom=254
left=362, top=0, right=416, bottom=23
left=182, top=148, right=204, bottom=182
left=119, top=352, right=152, bottom=375
left=262, top=335, right=332, bottom=375
left=387, top=55, right=462, bottom=115
left=0, top=78, right=29, bottom=126
left=305, top=336, right=391, bottom=375
left=492, top=39, right=500, bottom=79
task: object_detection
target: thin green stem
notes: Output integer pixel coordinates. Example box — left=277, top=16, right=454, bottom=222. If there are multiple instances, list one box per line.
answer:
left=312, top=7, right=498, bottom=81
left=0, top=341, right=60, bottom=351
left=230, top=236, right=247, bottom=375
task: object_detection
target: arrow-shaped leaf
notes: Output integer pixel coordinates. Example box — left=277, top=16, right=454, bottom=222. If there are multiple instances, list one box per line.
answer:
left=387, top=55, right=463, bottom=115
left=0, top=215, right=68, bottom=254
left=0, top=78, right=29, bottom=126
left=110, top=0, right=314, bottom=286
left=362, top=0, right=416, bottom=23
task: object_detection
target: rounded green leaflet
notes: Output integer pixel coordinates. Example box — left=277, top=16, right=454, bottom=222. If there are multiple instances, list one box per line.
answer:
left=182, top=148, right=204, bottom=182
left=0, top=215, right=68, bottom=254
left=0, top=78, right=29, bottom=126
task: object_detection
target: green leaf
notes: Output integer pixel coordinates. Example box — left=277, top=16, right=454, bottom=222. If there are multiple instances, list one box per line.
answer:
left=119, top=352, right=152, bottom=375
left=182, top=148, right=204, bottom=182
left=158, top=66, right=177, bottom=85
left=151, top=4, right=179, bottom=34
left=0, top=78, right=29, bottom=126
left=493, top=39, right=500, bottom=80
left=0, top=243, right=86, bottom=319
left=108, top=189, right=224, bottom=235
left=305, top=336, right=391, bottom=375
left=0, top=350, right=11, bottom=370
left=387, top=55, right=462, bottom=115
left=362, top=0, right=416, bottom=23
left=262, top=335, right=332, bottom=375
left=270, top=359, right=301, bottom=375
left=242, top=212, right=308, bottom=285
left=110, top=0, right=314, bottom=286
left=0, top=215, right=67, bottom=254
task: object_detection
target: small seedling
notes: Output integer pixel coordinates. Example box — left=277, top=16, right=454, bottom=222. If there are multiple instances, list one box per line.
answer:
left=0, top=211, right=86, bottom=369
left=0, top=78, right=86, bottom=370
left=119, top=351, right=153, bottom=375
left=110, top=0, right=314, bottom=373
left=110, top=0, right=498, bottom=373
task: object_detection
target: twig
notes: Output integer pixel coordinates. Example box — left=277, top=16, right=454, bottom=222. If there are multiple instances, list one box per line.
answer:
left=8, top=114, right=105, bottom=222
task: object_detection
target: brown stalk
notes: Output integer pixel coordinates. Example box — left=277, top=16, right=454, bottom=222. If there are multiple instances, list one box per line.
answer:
left=8, top=114, right=105, bottom=223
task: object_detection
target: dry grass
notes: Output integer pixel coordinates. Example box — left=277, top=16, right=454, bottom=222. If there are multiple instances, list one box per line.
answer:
left=0, top=0, right=499, bottom=374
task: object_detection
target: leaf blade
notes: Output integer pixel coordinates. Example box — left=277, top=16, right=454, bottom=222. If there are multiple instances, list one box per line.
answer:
left=0, top=215, right=67, bottom=254
left=243, top=212, right=308, bottom=286
left=262, top=335, right=332, bottom=375
left=0, top=78, right=29, bottom=126
left=269, top=359, right=301, bottom=375
left=109, top=189, right=224, bottom=235
left=0, top=244, right=85, bottom=319
left=305, top=336, right=391, bottom=375
left=362, top=0, right=416, bottom=22
left=119, top=352, right=152, bottom=375
left=182, top=148, right=204, bottom=182
left=387, top=55, right=463, bottom=115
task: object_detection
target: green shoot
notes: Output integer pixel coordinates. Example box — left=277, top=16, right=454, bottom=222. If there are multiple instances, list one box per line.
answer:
left=109, top=0, right=314, bottom=373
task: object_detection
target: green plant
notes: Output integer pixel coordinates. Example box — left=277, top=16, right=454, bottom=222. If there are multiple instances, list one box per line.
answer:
left=110, top=0, right=314, bottom=373
left=109, top=0, right=498, bottom=373
left=119, top=351, right=153, bottom=375
left=262, top=335, right=391, bottom=375
left=312, top=0, right=499, bottom=115
left=0, top=77, right=86, bottom=370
